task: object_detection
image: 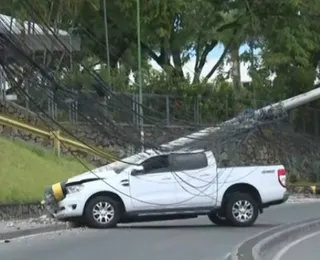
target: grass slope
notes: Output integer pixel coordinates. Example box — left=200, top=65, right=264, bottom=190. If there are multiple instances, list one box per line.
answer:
left=0, top=137, right=92, bottom=203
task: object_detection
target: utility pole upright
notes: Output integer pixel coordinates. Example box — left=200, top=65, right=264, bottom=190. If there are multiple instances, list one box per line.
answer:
left=103, top=0, right=111, bottom=81
left=136, top=0, right=144, bottom=151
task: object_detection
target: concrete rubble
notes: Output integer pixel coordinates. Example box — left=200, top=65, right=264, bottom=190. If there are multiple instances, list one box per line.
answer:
left=0, top=215, right=61, bottom=232
left=0, top=214, right=88, bottom=242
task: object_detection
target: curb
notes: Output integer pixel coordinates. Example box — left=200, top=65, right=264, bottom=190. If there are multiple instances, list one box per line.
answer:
left=230, top=217, right=320, bottom=260
left=252, top=218, right=320, bottom=259
left=0, top=223, right=69, bottom=241
left=230, top=223, right=287, bottom=260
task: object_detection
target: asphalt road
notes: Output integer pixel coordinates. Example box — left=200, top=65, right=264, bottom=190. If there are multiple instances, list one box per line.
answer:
left=276, top=229, right=320, bottom=260
left=1, top=202, right=320, bottom=260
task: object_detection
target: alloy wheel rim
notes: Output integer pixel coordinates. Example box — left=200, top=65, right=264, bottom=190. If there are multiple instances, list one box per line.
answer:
left=231, top=200, right=254, bottom=223
left=92, top=201, right=115, bottom=224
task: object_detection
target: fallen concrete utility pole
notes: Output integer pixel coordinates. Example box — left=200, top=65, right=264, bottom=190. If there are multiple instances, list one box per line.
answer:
left=107, top=87, right=320, bottom=171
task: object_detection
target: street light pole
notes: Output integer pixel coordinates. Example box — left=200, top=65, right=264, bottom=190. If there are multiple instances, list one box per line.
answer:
left=102, top=0, right=111, bottom=120
left=103, top=0, right=111, bottom=81
left=136, top=0, right=144, bottom=151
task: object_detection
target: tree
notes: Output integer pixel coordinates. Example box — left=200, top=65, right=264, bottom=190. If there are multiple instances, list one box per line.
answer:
left=48, top=0, right=249, bottom=84
left=2, top=0, right=320, bottom=94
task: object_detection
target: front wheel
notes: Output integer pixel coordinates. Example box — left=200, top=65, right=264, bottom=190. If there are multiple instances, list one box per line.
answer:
left=83, top=196, right=121, bottom=229
left=225, top=192, right=259, bottom=227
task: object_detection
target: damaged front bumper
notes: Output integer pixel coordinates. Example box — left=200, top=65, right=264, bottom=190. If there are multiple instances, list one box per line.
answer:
left=42, top=181, right=85, bottom=220
left=41, top=182, right=67, bottom=217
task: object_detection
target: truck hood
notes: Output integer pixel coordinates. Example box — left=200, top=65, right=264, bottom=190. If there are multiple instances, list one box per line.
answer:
left=66, top=165, right=118, bottom=184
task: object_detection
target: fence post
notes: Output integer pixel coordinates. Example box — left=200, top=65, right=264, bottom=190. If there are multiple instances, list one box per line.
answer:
left=166, top=95, right=170, bottom=126
left=314, top=109, right=319, bottom=136
left=197, top=95, right=202, bottom=126
left=132, top=94, right=137, bottom=125
left=52, top=130, right=61, bottom=157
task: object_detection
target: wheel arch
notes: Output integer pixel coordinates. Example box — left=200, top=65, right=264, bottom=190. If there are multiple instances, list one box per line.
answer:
left=221, top=183, right=262, bottom=212
left=83, top=191, right=126, bottom=216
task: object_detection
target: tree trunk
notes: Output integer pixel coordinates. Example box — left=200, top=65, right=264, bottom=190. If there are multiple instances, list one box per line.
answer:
left=230, top=42, right=241, bottom=90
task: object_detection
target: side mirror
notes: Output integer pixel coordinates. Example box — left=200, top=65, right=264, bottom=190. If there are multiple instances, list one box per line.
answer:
left=131, top=168, right=144, bottom=176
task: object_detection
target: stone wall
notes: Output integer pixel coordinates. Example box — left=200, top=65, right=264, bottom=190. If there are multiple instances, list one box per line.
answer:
left=212, top=130, right=280, bottom=169
left=0, top=203, right=45, bottom=220
left=214, top=126, right=320, bottom=182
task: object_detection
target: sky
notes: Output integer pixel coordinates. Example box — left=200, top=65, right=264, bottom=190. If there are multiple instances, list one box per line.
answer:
left=148, top=44, right=254, bottom=83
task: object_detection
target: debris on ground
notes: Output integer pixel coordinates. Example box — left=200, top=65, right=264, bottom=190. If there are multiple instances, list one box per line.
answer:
left=0, top=214, right=86, bottom=234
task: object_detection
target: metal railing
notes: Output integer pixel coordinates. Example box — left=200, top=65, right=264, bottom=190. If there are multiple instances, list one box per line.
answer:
left=0, top=114, right=118, bottom=162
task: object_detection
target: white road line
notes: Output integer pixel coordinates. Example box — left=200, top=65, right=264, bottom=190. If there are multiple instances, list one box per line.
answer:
left=223, top=252, right=231, bottom=259
left=272, top=229, right=320, bottom=260
left=0, top=230, right=68, bottom=243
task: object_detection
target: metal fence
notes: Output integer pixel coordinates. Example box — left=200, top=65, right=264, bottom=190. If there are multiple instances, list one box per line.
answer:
left=287, top=107, right=320, bottom=137
left=14, top=90, right=204, bottom=126
left=4, top=88, right=320, bottom=136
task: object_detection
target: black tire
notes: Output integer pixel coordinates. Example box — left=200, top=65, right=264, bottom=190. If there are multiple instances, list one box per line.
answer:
left=83, top=196, right=121, bottom=229
left=225, top=192, right=259, bottom=227
left=208, top=212, right=230, bottom=226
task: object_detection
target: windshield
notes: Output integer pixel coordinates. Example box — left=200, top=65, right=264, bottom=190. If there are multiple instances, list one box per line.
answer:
left=107, top=156, right=148, bottom=174
left=112, top=164, right=131, bottom=174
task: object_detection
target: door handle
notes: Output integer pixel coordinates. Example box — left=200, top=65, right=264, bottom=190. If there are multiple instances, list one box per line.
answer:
left=200, top=174, right=210, bottom=177
left=120, top=179, right=129, bottom=187
left=161, top=177, right=171, bottom=180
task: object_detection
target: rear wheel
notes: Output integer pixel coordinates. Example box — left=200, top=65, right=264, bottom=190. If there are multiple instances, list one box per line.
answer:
left=83, top=196, right=121, bottom=229
left=225, top=192, right=259, bottom=227
left=208, top=212, right=230, bottom=226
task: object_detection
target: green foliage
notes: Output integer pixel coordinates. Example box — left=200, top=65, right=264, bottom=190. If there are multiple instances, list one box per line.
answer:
left=0, top=136, right=91, bottom=203
left=139, top=70, right=263, bottom=124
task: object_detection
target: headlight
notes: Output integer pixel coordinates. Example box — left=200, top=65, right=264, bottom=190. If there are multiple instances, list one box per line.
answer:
left=66, top=184, right=84, bottom=194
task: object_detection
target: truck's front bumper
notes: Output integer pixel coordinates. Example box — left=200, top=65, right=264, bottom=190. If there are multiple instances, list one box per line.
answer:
left=42, top=183, right=84, bottom=220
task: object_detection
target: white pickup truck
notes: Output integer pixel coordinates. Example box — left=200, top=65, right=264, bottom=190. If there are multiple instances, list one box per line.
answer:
left=43, top=150, right=289, bottom=228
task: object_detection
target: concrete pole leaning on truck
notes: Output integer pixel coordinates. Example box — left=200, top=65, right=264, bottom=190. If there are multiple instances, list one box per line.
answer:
left=106, top=87, right=320, bottom=171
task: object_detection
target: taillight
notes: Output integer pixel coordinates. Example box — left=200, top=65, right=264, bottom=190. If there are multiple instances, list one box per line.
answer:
left=278, top=168, right=287, bottom=188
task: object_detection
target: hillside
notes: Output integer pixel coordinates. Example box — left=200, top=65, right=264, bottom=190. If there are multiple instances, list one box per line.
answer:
left=0, top=137, right=92, bottom=203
